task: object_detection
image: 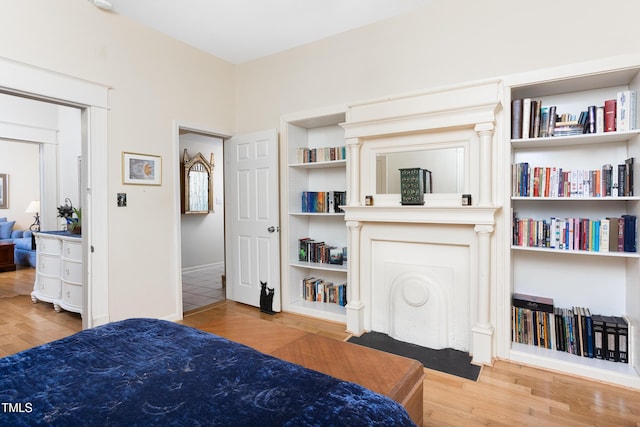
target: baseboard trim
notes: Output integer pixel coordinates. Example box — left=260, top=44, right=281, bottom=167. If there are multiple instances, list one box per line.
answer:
left=181, top=262, right=224, bottom=274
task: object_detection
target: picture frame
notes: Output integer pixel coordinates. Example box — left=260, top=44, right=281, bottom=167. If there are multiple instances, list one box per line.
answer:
left=0, top=174, right=7, bottom=209
left=122, top=152, right=162, bottom=185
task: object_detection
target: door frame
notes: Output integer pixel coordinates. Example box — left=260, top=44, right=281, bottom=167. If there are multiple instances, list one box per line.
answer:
left=172, top=121, right=231, bottom=316
left=0, top=57, right=110, bottom=329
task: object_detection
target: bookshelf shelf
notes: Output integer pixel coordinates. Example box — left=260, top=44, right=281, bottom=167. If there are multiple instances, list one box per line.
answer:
left=511, top=245, right=640, bottom=258
left=280, top=108, right=348, bottom=324
left=290, top=260, right=348, bottom=272
left=511, top=129, right=640, bottom=149
left=511, top=196, right=640, bottom=201
left=289, top=159, right=346, bottom=169
left=289, top=212, right=345, bottom=217
left=510, top=343, right=640, bottom=389
left=283, top=299, right=347, bottom=323
left=504, top=60, right=640, bottom=389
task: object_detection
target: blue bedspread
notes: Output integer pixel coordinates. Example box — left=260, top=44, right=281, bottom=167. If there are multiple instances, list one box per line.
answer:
left=0, top=318, right=415, bottom=426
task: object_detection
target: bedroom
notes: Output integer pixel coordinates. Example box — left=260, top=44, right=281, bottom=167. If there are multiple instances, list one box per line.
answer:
left=1, top=0, right=640, bottom=424
left=1, top=0, right=637, bottom=330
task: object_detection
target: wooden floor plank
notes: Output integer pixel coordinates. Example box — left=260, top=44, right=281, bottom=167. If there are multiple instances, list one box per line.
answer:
left=2, top=267, right=640, bottom=426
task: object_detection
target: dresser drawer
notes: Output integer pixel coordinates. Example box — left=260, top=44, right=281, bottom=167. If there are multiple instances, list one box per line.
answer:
left=62, top=260, right=82, bottom=284
left=37, top=237, right=62, bottom=256
left=62, top=281, right=82, bottom=310
left=38, top=255, right=61, bottom=276
left=62, top=240, right=82, bottom=261
left=36, top=276, right=62, bottom=299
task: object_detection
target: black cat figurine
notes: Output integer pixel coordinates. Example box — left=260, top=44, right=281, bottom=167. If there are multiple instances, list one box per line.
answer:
left=260, top=281, right=275, bottom=315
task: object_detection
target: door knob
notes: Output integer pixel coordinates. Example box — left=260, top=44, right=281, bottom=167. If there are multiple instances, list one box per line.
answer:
left=267, top=226, right=279, bottom=233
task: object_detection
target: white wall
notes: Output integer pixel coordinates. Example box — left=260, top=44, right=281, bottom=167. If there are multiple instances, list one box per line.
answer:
left=57, top=106, right=82, bottom=228
left=179, top=133, right=224, bottom=269
left=235, top=0, right=640, bottom=132
left=0, top=140, right=39, bottom=230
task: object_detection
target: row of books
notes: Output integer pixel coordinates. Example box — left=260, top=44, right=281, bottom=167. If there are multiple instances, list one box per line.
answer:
left=512, top=159, right=635, bottom=198
left=298, top=237, right=347, bottom=265
left=511, top=90, right=637, bottom=140
left=295, top=146, right=346, bottom=163
left=301, top=191, right=347, bottom=213
left=301, top=277, right=347, bottom=306
left=512, top=214, right=637, bottom=253
left=512, top=293, right=628, bottom=363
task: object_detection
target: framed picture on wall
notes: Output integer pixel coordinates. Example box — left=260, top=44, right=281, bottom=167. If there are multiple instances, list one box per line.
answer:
left=122, top=152, right=162, bottom=186
left=0, top=174, right=8, bottom=209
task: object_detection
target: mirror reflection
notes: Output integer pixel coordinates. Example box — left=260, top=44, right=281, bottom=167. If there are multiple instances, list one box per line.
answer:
left=188, top=168, right=209, bottom=212
left=181, top=150, right=214, bottom=214
left=376, top=147, right=464, bottom=194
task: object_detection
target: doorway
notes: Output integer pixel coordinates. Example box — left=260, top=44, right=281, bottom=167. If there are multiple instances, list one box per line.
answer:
left=178, top=128, right=226, bottom=313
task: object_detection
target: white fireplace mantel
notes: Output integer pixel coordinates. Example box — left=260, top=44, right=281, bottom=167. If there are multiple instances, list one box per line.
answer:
left=343, top=206, right=499, bottom=226
left=341, top=79, right=502, bottom=366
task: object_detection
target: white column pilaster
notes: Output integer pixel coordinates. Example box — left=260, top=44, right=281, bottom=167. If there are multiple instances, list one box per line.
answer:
left=475, top=122, right=494, bottom=207
left=345, top=220, right=364, bottom=333
left=346, top=138, right=361, bottom=206
left=472, top=223, right=494, bottom=365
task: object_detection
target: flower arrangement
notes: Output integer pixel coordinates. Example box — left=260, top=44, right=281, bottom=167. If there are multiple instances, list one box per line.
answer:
left=57, top=198, right=82, bottom=234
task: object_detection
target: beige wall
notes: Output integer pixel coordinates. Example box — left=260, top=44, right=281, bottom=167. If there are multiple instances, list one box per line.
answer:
left=235, top=0, right=640, bottom=132
left=1, top=0, right=235, bottom=321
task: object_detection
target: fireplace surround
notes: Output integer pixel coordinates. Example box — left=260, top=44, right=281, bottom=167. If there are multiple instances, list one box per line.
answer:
left=341, top=80, right=502, bottom=365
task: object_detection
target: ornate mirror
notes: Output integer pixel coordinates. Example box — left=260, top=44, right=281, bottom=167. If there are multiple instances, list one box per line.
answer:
left=181, top=149, right=214, bottom=214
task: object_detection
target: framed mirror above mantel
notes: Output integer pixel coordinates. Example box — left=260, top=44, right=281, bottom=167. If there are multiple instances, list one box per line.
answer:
left=342, top=80, right=502, bottom=209
left=364, top=130, right=474, bottom=207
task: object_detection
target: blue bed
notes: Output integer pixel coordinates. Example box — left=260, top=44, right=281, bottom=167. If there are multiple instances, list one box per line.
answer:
left=0, top=318, right=415, bottom=426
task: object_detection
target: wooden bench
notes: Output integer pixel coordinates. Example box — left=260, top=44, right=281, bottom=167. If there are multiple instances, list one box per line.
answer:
left=198, top=313, right=424, bottom=425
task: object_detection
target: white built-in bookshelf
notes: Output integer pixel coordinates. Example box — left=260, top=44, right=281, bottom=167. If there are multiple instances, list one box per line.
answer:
left=280, top=108, right=348, bottom=323
left=504, top=58, right=640, bottom=389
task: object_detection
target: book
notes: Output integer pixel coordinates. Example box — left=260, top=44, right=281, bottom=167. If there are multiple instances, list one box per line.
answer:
left=592, top=314, right=605, bottom=359
left=599, top=218, right=610, bottom=253
left=584, top=307, right=594, bottom=358
left=596, top=106, right=604, bottom=133
left=522, top=98, right=532, bottom=139
left=604, top=99, right=616, bottom=132
left=547, top=106, right=557, bottom=137
left=574, top=307, right=583, bottom=357
left=585, top=105, right=597, bottom=134
left=602, top=164, right=613, bottom=196
left=616, top=317, right=629, bottom=363
left=607, top=217, right=620, bottom=252
left=603, top=316, right=619, bottom=362
left=617, top=90, right=637, bottom=131
left=622, top=214, right=637, bottom=252
left=298, top=238, right=313, bottom=261
left=512, top=293, right=554, bottom=313
left=618, top=163, right=626, bottom=196
left=511, top=98, right=523, bottom=139
left=625, top=157, right=635, bottom=196
left=329, top=247, right=343, bottom=265
left=531, top=100, right=542, bottom=138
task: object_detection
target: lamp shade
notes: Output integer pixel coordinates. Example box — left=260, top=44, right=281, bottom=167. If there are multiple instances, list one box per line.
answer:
left=25, top=200, right=40, bottom=213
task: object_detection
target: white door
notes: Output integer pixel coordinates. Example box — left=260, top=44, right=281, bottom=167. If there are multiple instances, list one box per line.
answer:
left=224, top=129, right=280, bottom=311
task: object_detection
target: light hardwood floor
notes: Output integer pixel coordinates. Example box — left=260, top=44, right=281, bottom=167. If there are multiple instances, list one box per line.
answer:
left=1, top=267, right=639, bottom=426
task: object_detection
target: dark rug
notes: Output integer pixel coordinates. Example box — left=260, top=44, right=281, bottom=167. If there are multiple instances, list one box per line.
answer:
left=348, top=331, right=481, bottom=381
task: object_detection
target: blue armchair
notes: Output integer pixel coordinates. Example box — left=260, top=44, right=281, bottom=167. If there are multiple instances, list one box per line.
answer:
left=0, top=218, right=37, bottom=267
left=12, top=230, right=37, bottom=267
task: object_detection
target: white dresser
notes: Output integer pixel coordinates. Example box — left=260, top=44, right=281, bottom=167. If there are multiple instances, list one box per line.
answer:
left=31, top=231, right=83, bottom=315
